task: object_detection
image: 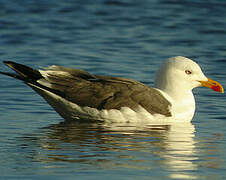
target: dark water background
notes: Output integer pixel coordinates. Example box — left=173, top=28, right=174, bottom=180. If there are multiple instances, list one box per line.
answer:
left=0, top=0, right=226, bottom=179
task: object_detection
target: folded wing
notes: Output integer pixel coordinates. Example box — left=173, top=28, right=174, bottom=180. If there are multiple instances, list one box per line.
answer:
left=1, top=61, right=172, bottom=117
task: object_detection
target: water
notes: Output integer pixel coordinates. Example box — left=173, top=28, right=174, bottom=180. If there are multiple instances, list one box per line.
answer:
left=0, top=0, right=226, bottom=179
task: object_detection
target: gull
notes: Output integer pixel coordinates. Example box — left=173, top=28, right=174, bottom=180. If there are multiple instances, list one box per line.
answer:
left=0, top=56, right=223, bottom=122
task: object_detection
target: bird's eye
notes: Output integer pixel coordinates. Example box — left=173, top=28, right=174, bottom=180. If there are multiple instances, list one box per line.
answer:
left=185, top=70, right=192, bottom=75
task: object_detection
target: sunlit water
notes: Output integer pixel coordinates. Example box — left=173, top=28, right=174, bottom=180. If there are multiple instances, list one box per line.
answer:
left=0, top=0, right=226, bottom=179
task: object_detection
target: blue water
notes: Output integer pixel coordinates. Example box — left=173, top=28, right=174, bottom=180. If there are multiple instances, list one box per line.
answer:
left=0, top=0, right=226, bottom=179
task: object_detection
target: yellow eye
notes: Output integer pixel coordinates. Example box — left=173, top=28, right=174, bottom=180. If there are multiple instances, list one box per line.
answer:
left=185, top=70, right=192, bottom=75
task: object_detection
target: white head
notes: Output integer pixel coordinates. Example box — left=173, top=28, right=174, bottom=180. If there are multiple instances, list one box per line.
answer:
left=154, top=56, right=223, bottom=100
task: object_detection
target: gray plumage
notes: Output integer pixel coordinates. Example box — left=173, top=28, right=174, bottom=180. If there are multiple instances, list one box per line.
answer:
left=0, top=61, right=172, bottom=118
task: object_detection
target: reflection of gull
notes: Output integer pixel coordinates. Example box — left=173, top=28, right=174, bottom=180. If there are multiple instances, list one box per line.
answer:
left=20, top=122, right=198, bottom=179
left=0, top=56, right=223, bottom=122
left=103, top=122, right=198, bottom=179
left=160, top=123, right=197, bottom=179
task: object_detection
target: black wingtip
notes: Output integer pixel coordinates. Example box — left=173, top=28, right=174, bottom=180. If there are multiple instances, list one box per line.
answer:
left=3, top=60, right=12, bottom=64
left=3, top=61, right=24, bottom=68
left=2, top=61, right=43, bottom=81
left=3, top=61, right=16, bottom=66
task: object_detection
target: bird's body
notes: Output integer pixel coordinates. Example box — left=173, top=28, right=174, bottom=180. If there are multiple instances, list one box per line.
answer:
left=0, top=56, right=223, bottom=122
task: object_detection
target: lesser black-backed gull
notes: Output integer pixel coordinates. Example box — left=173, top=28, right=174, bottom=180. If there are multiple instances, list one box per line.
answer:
left=0, top=56, right=223, bottom=122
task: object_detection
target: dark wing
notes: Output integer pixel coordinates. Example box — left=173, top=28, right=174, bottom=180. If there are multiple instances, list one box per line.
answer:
left=40, top=66, right=172, bottom=117
left=1, top=61, right=172, bottom=117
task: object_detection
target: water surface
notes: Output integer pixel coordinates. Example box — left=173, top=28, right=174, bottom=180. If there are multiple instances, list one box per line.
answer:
left=0, top=0, right=226, bottom=179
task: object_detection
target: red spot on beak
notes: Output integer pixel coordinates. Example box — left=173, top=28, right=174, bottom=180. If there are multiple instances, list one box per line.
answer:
left=199, top=78, right=224, bottom=93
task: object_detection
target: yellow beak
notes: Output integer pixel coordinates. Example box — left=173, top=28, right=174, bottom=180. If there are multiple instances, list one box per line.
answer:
left=199, top=78, right=224, bottom=93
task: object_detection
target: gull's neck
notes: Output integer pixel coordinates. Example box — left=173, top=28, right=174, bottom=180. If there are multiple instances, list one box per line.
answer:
left=156, top=86, right=196, bottom=121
